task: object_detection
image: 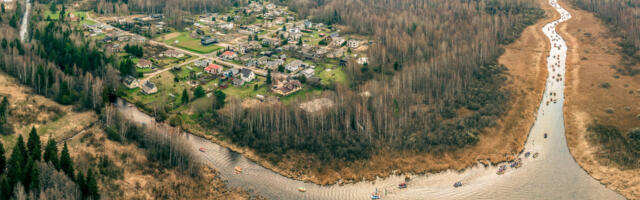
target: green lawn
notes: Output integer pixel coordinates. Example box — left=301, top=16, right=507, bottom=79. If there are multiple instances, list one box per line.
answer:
left=279, top=87, right=323, bottom=104
left=222, top=81, right=269, bottom=100
left=162, top=32, right=224, bottom=54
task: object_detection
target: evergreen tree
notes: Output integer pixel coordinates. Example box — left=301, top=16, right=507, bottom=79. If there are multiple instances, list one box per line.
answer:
left=181, top=89, right=189, bottom=104
left=193, top=86, right=205, bottom=99
left=0, top=142, right=4, bottom=175
left=59, top=142, right=74, bottom=180
left=266, top=70, right=272, bottom=85
left=43, top=138, right=58, bottom=168
left=26, top=127, right=42, bottom=161
left=7, top=141, right=25, bottom=189
left=76, top=171, right=86, bottom=198
left=0, top=176, right=9, bottom=200
left=86, top=168, right=99, bottom=200
left=22, top=158, right=34, bottom=192
left=28, top=161, right=39, bottom=193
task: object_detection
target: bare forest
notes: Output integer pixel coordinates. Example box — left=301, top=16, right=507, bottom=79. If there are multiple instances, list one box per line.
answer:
left=208, top=0, right=545, bottom=163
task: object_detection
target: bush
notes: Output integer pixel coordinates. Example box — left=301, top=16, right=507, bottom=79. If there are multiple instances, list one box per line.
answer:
left=599, top=82, right=611, bottom=88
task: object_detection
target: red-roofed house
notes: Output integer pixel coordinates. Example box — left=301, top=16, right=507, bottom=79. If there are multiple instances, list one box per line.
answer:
left=220, top=51, right=238, bottom=60
left=205, top=64, right=224, bottom=74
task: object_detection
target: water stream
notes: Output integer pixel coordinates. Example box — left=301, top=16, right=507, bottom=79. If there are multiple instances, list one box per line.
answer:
left=115, top=0, right=624, bottom=199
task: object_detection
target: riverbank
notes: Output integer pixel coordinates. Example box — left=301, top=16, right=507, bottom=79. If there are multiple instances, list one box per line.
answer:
left=560, top=0, right=640, bottom=199
left=139, top=0, right=559, bottom=185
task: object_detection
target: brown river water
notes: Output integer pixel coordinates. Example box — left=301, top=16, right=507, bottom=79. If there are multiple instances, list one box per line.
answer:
left=115, top=0, right=625, bottom=199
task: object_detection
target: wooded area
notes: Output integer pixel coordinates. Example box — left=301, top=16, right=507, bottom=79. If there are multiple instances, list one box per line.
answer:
left=570, top=0, right=640, bottom=75
left=201, top=0, right=545, bottom=163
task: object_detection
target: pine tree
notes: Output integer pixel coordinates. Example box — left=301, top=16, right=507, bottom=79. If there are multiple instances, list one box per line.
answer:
left=266, top=70, right=272, bottom=85
left=0, top=176, right=9, bottom=200
left=59, top=142, right=74, bottom=180
left=0, top=141, right=5, bottom=175
left=22, top=158, right=33, bottom=191
left=181, top=89, right=189, bottom=104
left=28, top=161, right=39, bottom=193
left=76, top=171, right=86, bottom=198
left=43, top=138, right=58, bottom=168
left=7, top=142, right=24, bottom=189
left=27, top=127, right=42, bottom=161
left=86, top=168, right=99, bottom=200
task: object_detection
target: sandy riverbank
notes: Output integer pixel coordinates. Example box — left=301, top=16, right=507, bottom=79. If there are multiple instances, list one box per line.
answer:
left=559, top=0, right=640, bottom=199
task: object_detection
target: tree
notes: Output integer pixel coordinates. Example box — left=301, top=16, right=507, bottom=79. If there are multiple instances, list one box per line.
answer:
left=266, top=70, right=272, bottom=85
left=43, top=138, right=58, bottom=168
left=7, top=136, right=26, bottom=188
left=1, top=3, right=5, bottom=13
left=277, top=65, right=284, bottom=73
left=0, top=142, right=5, bottom=175
left=298, top=37, right=303, bottom=45
left=28, top=161, right=39, bottom=193
left=193, top=86, right=205, bottom=99
left=213, top=90, right=226, bottom=109
left=181, top=89, right=189, bottom=104
left=59, top=142, right=74, bottom=180
left=0, top=97, right=8, bottom=125
left=119, top=59, right=136, bottom=77
left=0, top=176, right=9, bottom=200
left=76, top=170, right=86, bottom=198
left=27, top=127, right=42, bottom=161
left=0, top=39, right=6, bottom=49
left=86, top=168, right=99, bottom=200
left=49, top=3, right=56, bottom=13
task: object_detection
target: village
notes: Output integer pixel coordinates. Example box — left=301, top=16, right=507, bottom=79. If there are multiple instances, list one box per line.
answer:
left=76, top=0, right=370, bottom=112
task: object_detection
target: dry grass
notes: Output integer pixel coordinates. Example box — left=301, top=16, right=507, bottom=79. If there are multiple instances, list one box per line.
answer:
left=560, top=0, right=640, bottom=198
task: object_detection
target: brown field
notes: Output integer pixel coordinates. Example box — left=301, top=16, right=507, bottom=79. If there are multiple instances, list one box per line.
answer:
left=559, top=0, right=640, bottom=199
left=181, top=0, right=557, bottom=185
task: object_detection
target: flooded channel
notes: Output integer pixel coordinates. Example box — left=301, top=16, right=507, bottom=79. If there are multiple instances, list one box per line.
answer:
left=115, top=0, right=624, bottom=199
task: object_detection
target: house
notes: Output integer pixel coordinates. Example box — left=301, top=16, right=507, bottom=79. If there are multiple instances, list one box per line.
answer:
left=141, top=81, right=158, bottom=95
left=194, top=59, right=213, bottom=67
left=304, top=20, right=313, bottom=29
left=265, top=60, right=283, bottom=70
left=240, top=68, right=255, bottom=82
left=288, top=32, right=302, bottom=41
left=272, top=79, right=302, bottom=96
left=347, top=40, right=360, bottom=48
left=357, top=57, right=369, bottom=65
left=258, top=56, right=269, bottom=65
left=162, top=50, right=184, bottom=58
left=286, top=60, right=304, bottom=72
left=331, top=37, right=346, bottom=47
left=262, top=38, right=281, bottom=47
left=220, top=51, right=238, bottom=60
left=136, top=59, right=152, bottom=68
left=123, top=76, right=140, bottom=89
left=223, top=68, right=240, bottom=78
left=300, top=68, right=315, bottom=78
left=201, top=36, right=218, bottom=46
left=205, top=64, right=224, bottom=74
left=233, top=78, right=245, bottom=86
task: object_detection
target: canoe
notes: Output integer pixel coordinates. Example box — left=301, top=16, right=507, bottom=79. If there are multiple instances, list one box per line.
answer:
left=297, top=187, right=306, bottom=192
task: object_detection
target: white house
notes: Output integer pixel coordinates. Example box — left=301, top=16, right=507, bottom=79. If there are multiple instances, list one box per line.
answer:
left=347, top=40, right=360, bottom=48
left=240, top=68, right=255, bottom=82
left=286, top=60, right=304, bottom=72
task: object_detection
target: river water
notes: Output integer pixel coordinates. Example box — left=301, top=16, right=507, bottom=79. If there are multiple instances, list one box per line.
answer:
left=19, top=0, right=31, bottom=41
left=115, top=0, right=624, bottom=199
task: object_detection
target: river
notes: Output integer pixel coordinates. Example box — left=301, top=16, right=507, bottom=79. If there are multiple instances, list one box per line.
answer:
left=19, top=0, right=30, bottom=41
left=115, top=0, right=624, bottom=199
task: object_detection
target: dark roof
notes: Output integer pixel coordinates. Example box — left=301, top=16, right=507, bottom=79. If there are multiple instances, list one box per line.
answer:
left=240, top=68, right=253, bottom=77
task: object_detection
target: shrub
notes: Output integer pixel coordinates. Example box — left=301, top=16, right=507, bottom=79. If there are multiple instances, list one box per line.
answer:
left=599, top=82, right=611, bottom=88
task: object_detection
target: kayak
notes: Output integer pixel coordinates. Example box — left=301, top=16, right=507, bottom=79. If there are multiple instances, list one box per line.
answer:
left=533, top=152, right=540, bottom=158
left=399, top=183, right=407, bottom=189
left=234, top=166, right=243, bottom=174
left=454, top=181, right=463, bottom=188
left=371, top=195, right=380, bottom=199
left=199, top=147, right=206, bottom=152
left=297, top=187, right=306, bottom=192
left=525, top=152, right=531, bottom=157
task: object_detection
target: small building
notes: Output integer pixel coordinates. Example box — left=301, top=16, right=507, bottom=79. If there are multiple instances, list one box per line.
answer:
left=194, top=58, right=213, bottom=67
left=300, top=68, right=315, bottom=78
left=136, top=59, right=152, bottom=68
left=286, top=60, right=304, bottom=72
left=220, top=51, right=238, bottom=60
left=240, top=68, right=255, bottom=82
left=141, top=80, right=158, bottom=95
left=123, top=76, right=140, bottom=89
left=205, top=64, right=224, bottom=74
left=262, top=38, right=281, bottom=47
left=162, top=50, right=184, bottom=58
left=357, top=57, right=369, bottom=65
left=201, top=36, right=218, bottom=46
left=233, top=78, right=245, bottom=86
left=347, top=40, right=360, bottom=48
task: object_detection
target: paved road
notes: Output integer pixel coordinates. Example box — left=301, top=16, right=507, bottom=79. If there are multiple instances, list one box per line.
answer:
left=88, top=13, right=269, bottom=77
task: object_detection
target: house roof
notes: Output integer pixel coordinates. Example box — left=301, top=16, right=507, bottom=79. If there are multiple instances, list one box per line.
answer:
left=205, top=64, right=223, bottom=71
left=137, top=59, right=152, bottom=66
left=240, top=68, right=253, bottom=77
left=222, top=51, right=236, bottom=56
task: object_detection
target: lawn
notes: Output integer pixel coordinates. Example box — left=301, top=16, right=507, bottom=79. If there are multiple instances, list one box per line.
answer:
left=222, top=80, right=269, bottom=100
left=162, top=32, right=224, bottom=54
left=317, top=66, right=348, bottom=85
left=279, top=87, right=323, bottom=104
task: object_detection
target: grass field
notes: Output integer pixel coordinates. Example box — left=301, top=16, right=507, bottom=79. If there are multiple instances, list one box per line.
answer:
left=161, top=32, right=223, bottom=54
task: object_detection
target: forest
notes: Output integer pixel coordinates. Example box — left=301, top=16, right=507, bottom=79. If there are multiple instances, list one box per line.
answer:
left=193, top=0, right=546, bottom=163
left=570, top=0, right=640, bottom=75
